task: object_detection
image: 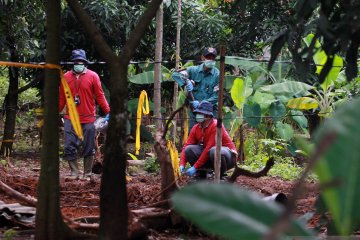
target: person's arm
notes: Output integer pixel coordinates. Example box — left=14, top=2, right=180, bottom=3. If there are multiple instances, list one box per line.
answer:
left=179, top=126, right=198, bottom=167
left=171, top=69, right=190, bottom=87
left=93, top=73, right=110, bottom=114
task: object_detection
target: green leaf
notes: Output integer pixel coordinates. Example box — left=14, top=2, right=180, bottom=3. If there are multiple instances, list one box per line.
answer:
left=259, top=81, right=314, bottom=97
left=287, top=97, right=319, bottom=110
left=275, top=122, right=294, bottom=141
left=269, top=101, right=286, bottom=123
left=230, top=77, right=253, bottom=110
left=171, top=183, right=314, bottom=240
left=252, top=91, right=276, bottom=110
left=244, top=103, right=261, bottom=127
left=290, top=110, right=308, bottom=129
left=314, top=97, right=360, bottom=235
left=129, top=66, right=172, bottom=84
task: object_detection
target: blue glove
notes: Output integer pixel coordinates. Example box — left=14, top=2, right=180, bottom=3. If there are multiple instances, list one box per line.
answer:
left=185, top=81, right=193, bottom=92
left=186, top=166, right=197, bottom=177
left=179, top=166, right=185, bottom=174
left=191, top=100, right=199, bottom=108
left=103, top=114, right=110, bottom=123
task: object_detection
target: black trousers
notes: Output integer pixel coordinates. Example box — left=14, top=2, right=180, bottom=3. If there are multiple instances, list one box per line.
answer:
left=184, top=145, right=236, bottom=175
left=63, top=119, right=96, bottom=161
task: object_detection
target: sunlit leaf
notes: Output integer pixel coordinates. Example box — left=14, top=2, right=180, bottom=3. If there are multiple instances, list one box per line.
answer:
left=287, top=97, right=319, bottom=110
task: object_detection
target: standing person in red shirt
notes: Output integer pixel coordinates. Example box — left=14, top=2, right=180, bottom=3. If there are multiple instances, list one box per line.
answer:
left=179, top=101, right=237, bottom=180
left=59, top=49, right=110, bottom=180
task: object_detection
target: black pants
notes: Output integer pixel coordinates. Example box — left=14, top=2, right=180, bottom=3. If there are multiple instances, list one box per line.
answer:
left=184, top=145, right=236, bottom=175
left=63, top=119, right=96, bottom=161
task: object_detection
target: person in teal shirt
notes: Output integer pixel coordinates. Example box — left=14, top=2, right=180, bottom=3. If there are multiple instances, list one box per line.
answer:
left=172, top=47, right=219, bottom=129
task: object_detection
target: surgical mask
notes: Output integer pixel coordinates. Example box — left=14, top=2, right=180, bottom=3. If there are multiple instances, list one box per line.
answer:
left=73, top=64, right=86, bottom=73
left=195, top=113, right=205, bottom=123
left=204, top=60, right=216, bottom=69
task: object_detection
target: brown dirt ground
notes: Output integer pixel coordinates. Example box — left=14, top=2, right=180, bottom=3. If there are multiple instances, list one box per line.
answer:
left=0, top=150, right=321, bottom=239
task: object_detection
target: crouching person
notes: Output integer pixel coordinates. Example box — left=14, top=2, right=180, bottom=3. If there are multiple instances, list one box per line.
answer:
left=179, top=101, right=237, bottom=180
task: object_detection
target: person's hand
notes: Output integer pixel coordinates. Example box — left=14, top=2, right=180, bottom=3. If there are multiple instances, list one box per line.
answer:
left=185, top=81, right=193, bottom=92
left=186, top=166, right=197, bottom=177
left=191, top=100, right=199, bottom=108
left=179, top=166, right=185, bottom=174
left=103, top=113, right=110, bottom=123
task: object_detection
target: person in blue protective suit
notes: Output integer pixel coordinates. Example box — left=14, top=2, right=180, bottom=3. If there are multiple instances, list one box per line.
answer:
left=172, top=47, right=219, bottom=130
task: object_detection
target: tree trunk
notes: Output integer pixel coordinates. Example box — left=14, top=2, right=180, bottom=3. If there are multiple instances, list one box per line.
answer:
left=172, top=0, right=182, bottom=146
left=65, top=0, right=163, bottom=238
left=35, top=1, right=73, bottom=239
left=153, top=3, right=163, bottom=129
left=0, top=18, right=19, bottom=157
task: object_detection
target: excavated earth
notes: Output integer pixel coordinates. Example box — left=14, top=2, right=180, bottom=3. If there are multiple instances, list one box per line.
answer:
left=0, top=150, right=322, bottom=239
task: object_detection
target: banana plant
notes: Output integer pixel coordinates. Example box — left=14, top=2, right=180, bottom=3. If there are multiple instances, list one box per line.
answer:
left=287, top=34, right=346, bottom=118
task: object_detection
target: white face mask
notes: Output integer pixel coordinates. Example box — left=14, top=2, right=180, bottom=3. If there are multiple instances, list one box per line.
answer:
left=73, top=64, right=86, bottom=73
left=195, top=113, right=205, bottom=123
left=204, top=60, right=216, bottom=69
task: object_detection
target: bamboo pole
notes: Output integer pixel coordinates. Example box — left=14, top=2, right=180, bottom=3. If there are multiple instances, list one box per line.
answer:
left=214, top=46, right=226, bottom=183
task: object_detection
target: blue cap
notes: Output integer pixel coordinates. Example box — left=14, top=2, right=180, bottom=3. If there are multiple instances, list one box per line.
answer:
left=71, top=49, right=89, bottom=63
left=193, top=101, right=213, bottom=116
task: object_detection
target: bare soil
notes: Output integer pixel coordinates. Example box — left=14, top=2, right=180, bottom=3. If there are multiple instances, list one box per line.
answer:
left=0, top=149, right=321, bottom=239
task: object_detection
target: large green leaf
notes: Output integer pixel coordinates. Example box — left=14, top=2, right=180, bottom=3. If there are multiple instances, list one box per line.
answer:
left=252, top=91, right=276, bottom=110
left=314, top=97, right=360, bottom=235
left=259, top=82, right=314, bottom=97
left=171, top=183, right=315, bottom=240
left=129, top=66, right=172, bottom=84
left=225, top=56, right=266, bottom=73
left=275, top=122, right=294, bottom=141
left=244, top=103, right=261, bottom=127
left=230, top=77, right=253, bottom=110
left=269, top=101, right=286, bottom=123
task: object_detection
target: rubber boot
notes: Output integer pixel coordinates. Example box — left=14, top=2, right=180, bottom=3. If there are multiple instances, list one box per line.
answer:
left=83, top=156, right=94, bottom=182
left=68, top=160, right=79, bottom=180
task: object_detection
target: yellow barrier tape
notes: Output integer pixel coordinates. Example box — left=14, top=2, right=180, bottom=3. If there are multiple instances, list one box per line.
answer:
left=135, top=90, right=150, bottom=155
left=182, top=108, right=189, bottom=144
left=167, top=140, right=180, bottom=179
left=0, top=61, right=83, bottom=140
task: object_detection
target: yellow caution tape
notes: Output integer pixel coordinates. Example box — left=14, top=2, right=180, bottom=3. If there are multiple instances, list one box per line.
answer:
left=182, top=108, right=189, bottom=144
left=135, top=90, right=150, bottom=155
left=0, top=61, right=83, bottom=140
left=167, top=140, right=180, bottom=179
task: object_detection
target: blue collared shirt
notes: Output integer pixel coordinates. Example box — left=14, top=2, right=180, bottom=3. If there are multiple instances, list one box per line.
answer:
left=172, top=63, right=219, bottom=106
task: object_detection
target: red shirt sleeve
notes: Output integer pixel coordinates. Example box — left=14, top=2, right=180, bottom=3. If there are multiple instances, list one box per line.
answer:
left=93, top=74, right=110, bottom=114
left=179, top=125, right=199, bottom=167
left=59, top=83, right=66, bottom=112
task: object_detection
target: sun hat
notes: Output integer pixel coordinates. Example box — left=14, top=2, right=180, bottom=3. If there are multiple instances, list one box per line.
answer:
left=193, top=101, right=213, bottom=116
left=70, top=49, right=89, bottom=63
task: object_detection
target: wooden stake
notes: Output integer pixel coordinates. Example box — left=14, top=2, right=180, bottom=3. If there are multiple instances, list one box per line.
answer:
left=214, top=46, right=226, bottom=183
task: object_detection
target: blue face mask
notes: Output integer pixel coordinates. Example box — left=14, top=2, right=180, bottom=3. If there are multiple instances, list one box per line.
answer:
left=204, top=60, right=216, bottom=69
left=195, top=113, right=205, bottom=123
left=73, top=64, right=86, bottom=73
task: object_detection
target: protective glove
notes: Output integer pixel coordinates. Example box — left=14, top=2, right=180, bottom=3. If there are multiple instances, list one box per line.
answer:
left=103, top=113, right=110, bottom=123
left=191, top=100, right=199, bottom=108
left=186, top=166, right=197, bottom=177
left=179, top=166, right=185, bottom=174
left=185, top=81, right=194, bottom=92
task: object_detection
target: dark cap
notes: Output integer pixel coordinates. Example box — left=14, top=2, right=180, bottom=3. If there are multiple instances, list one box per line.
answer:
left=71, top=49, right=89, bottom=63
left=203, top=47, right=217, bottom=57
left=193, top=101, right=213, bottom=116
